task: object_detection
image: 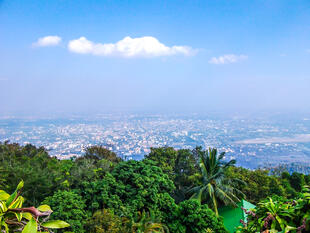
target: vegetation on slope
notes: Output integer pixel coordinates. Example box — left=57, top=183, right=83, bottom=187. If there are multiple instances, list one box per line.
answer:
left=1, top=141, right=310, bottom=232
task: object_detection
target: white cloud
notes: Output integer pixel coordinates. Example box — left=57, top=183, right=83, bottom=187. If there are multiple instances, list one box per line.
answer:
left=33, top=36, right=62, bottom=47
left=68, top=36, right=195, bottom=57
left=209, top=54, right=248, bottom=64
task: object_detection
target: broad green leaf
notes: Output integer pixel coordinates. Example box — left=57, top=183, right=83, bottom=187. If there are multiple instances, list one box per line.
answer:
left=0, top=191, right=10, bottom=201
left=22, top=217, right=37, bottom=233
left=22, top=212, right=33, bottom=220
left=37, top=204, right=52, bottom=212
left=6, top=180, right=24, bottom=206
left=284, top=225, right=296, bottom=232
left=6, top=190, right=17, bottom=206
left=41, top=220, right=70, bottom=229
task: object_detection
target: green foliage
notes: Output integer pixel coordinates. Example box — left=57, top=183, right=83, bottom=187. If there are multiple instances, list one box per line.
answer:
left=174, top=149, right=199, bottom=189
left=0, top=142, right=65, bottom=206
left=43, top=190, right=87, bottom=233
left=145, top=147, right=178, bottom=179
left=237, top=186, right=310, bottom=233
left=226, top=166, right=295, bottom=203
left=0, top=181, right=69, bottom=233
left=87, top=209, right=169, bottom=233
left=168, top=199, right=227, bottom=233
left=189, top=147, right=244, bottom=216
left=110, top=160, right=175, bottom=217
left=74, top=159, right=175, bottom=225
left=69, top=157, right=114, bottom=192
left=83, top=145, right=122, bottom=163
left=75, top=173, right=124, bottom=215
left=130, top=210, right=169, bottom=233
left=290, top=172, right=306, bottom=192
left=86, top=209, right=129, bottom=233
left=145, top=147, right=199, bottom=203
left=305, top=174, right=310, bottom=185
left=2, top=141, right=310, bottom=232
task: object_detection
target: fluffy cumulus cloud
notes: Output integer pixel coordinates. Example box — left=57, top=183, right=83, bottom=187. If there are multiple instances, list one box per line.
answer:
left=209, top=54, right=248, bottom=64
left=68, top=36, right=195, bottom=57
left=33, top=36, right=62, bottom=47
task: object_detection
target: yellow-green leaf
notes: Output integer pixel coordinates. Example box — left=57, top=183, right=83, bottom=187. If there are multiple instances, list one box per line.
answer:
left=41, top=220, right=70, bottom=229
left=22, top=212, right=33, bottom=220
left=22, top=218, right=37, bottom=233
left=37, top=204, right=52, bottom=212
left=17, top=180, right=24, bottom=190
left=7, top=180, right=24, bottom=206
left=8, top=196, right=24, bottom=209
left=0, top=201, right=7, bottom=212
left=6, top=191, right=17, bottom=206
left=0, top=191, right=10, bottom=201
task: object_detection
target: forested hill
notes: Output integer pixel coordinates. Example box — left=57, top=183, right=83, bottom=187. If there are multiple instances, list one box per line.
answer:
left=1, top=141, right=309, bottom=232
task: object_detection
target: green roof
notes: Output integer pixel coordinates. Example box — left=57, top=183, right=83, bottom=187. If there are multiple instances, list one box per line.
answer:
left=219, top=200, right=256, bottom=233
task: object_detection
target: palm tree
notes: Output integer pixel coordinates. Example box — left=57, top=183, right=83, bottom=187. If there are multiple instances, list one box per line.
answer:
left=131, top=210, right=169, bottom=233
left=189, top=147, right=244, bottom=216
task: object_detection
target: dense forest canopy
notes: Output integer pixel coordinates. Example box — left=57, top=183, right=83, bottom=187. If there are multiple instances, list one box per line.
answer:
left=0, top=141, right=309, bottom=232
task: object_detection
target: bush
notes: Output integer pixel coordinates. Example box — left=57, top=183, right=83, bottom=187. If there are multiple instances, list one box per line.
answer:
left=110, top=160, right=175, bottom=217
left=86, top=209, right=129, bottom=233
left=43, top=190, right=87, bottom=233
left=168, top=199, right=228, bottom=233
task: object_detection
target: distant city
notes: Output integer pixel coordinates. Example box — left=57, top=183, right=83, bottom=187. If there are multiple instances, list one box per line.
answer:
left=1, top=113, right=310, bottom=170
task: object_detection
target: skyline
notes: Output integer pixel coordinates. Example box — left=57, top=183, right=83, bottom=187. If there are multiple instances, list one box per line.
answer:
left=1, top=0, right=310, bottom=116
left=2, top=113, right=310, bottom=171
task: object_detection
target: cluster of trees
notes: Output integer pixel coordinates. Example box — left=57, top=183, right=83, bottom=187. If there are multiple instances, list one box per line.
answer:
left=0, top=141, right=309, bottom=232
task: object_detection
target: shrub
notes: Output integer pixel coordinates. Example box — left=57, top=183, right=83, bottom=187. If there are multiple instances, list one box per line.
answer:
left=86, top=209, right=129, bottom=233
left=168, top=199, right=228, bottom=233
left=43, top=190, right=87, bottom=233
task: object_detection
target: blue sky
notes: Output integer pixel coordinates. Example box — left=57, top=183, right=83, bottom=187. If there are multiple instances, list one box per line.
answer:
left=0, top=0, right=310, bottom=116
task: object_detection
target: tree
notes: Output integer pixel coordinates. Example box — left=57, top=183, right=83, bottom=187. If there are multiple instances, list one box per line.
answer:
left=305, top=174, right=310, bottom=185
left=144, top=147, right=178, bottom=180
left=189, top=147, right=244, bottom=216
left=145, top=147, right=199, bottom=203
left=290, top=172, right=305, bottom=192
left=110, top=160, right=175, bottom=218
left=74, top=172, right=124, bottom=215
left=83, top=145, right=122, bottom=163
left=173, top=149, right=199, bottom=202
left=69, top=156, right=113, bottom=192
left=168, top=200, right=227, bottom=233
left=225, top=166, right=290, bottom=203
left=43, top=190, right=87, bottom=233
left=0, top=142, right=63, bottom=206
left=130, top=210, right=169, bottom=233
left=268, top=178, right=285, bottom=197
left=86, top=209, right=129, bottom=233
left=75, top=160, right=176, bottom=220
